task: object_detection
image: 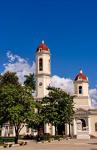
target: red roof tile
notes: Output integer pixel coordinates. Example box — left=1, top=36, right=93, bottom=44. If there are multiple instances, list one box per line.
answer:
left=36, top=40, right=49, bottom=52
left=75, top=70, right=87, bottom=81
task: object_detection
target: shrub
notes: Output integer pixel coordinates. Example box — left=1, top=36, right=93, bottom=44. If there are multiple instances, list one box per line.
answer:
left=0, top=137, right=15, bottom=143
left=51, top=135, right=64, bottom=140
left=36, top=133, right=50, bottom=142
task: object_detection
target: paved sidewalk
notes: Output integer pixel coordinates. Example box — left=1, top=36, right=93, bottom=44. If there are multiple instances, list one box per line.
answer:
left=1, top=139, right=97, bottom=150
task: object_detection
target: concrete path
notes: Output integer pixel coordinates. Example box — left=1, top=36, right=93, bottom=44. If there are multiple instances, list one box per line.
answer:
left=1, top=139, right=97, bottom=150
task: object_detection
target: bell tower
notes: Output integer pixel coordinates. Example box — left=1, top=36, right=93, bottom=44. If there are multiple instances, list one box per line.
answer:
left=36, top=40, right=51, bottom=100
left=74, top=69, right=91, bottom=109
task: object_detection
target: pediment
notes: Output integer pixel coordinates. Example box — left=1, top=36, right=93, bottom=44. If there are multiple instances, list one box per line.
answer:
left=75, top=108, right=89, bottom=116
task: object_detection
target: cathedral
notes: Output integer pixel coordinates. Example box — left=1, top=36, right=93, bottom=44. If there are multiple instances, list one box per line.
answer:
left=1, top=41, right=97, bottom=139
left=35, top=40, right=97, bottom=139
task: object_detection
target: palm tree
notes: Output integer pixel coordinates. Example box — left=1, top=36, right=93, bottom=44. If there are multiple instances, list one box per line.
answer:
left=24, top=73, right=36, bottom=91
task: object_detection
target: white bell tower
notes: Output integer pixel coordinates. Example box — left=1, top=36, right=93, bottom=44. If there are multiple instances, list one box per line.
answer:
left=36, top=40, right=51, bottom=100
left=74, top=69, right=91, bottom=109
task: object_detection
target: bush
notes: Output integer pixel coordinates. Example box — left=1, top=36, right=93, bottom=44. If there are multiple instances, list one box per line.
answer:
left=36, top=133, right=50, bottom=142
left=0, top=137, right=15, bottom=143
left=51, top=135, right=64, bottom=140
left=23, top=135, right=33, bottom=140
left=23, top=134, right=65, bottom=142
left=36, top=134, right=64, bottom=142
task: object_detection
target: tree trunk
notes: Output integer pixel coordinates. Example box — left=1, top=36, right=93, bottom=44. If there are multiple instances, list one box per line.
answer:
left=69, top=123, right=71, bottom=137
left=37, top=125, right=41, bottom=142
left=15, top=129, right=19, bottom=144
left=55, top=125, right=58, bottom=135
left=64, top=123, right=66, bottom=135
left=37, top=126, right=40, bottom=137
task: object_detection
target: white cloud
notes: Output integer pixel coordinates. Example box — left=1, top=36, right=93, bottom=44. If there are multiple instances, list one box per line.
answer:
left=3, top=51, right=36, bottom=84
left=51, top=76, right=97, bottom=107
left=3, top=51, right=97, bottom=107
left=89, top=88, right=97, bottom=107
left=50, top=75, right=74, bottom=95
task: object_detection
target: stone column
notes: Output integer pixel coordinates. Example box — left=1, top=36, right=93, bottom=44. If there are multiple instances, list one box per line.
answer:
left=13, top=127, right=16, bottom=136
left=73, top=118, right=77, bottom=135
left=51, top=125, right=55, bottom=135
left=65, top=124, right=69, bottom=135
left=88, top=117, right=91, bottom=134
left=1, top=127, right=5, bottom=136
left=44, top=123, right=49, bottom=133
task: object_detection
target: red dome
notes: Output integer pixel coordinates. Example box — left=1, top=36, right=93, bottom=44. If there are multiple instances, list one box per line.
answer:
left=36, top=40, right=49, bottom=52
left=75, top=70, right=87, bottom=81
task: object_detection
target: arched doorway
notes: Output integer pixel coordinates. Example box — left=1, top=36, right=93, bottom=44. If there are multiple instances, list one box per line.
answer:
left=77, top=119, right=87, bottom=131
left=80, top=119, right=86, bottom=130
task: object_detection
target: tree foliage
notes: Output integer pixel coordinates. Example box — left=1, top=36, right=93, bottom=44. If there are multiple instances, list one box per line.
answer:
left=42, top=87, right=75, bottom=127
left=24, top=73, right=36, bottom=91
left=0, top=72, right=35, bottom=144
left=28, top=101, right=44, bottom=136
left=0, top=72, right=19, bottom=86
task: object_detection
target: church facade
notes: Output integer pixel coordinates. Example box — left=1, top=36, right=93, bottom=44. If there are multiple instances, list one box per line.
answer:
left=35, top=41, right=97, bottom=139
left=1, top=41, right=97, bottom=139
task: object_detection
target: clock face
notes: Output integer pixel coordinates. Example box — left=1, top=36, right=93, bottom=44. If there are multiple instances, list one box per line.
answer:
left=39, top=82, right=42, bottom=86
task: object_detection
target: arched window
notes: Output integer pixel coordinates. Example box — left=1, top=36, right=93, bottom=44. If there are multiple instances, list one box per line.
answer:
left=39, top=58, right=43, bottom=71
left=79, top=86, right=83, bottom=94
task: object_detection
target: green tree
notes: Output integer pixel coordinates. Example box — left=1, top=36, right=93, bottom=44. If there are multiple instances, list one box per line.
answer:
left=24, top=73, right=35, bottom=91
left=24, top=73, right=45, bottom=139
left=0, top=72, right=20, bottom=125
left=42, top=86, right=75, bottom=135
left=24, top=73, right=44, bottom=137
left=28, top=101, right=44, bottom=137
left=0, top=72, right=35, bottom=144
left=0, top=72, right=19, bottom=86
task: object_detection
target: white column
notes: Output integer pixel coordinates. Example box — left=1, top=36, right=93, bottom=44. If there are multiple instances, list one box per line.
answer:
left=65, top=124, right=69, bottom=135
left=44, top=123, right=49, bottom=133
left=13, top=127, right=16, bottom=136
left=51, top=125, right=55, bottom=135
left=73, top=118, right=77, bottom=135
left=88, top=117, right=91, bottom=134
left=1, top=127, right=5, bottom=136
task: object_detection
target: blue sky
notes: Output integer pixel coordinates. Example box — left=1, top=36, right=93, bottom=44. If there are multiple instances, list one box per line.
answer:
left=0, top=0, right=97, bottom=88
